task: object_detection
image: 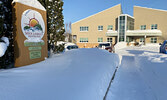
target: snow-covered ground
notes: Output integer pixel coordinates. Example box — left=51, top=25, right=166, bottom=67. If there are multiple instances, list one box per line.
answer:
left=106, top=44, right=167, bottom=100
left=1, top=43, right=167, bottom=100
left=0, top=48, right=120, bottom=100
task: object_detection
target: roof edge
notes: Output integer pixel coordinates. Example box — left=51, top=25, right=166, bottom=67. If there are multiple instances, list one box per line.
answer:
left=134, top=5, right=167, bottom=13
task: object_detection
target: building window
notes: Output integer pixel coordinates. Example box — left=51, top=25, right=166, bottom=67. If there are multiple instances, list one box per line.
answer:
left=140, top=25, right=146, bottom=30
left=151, top=24, right=158, bottom=30
left=80, top=26, right=89, bottom=31
left=151, top=37, right=157, bottom=43
left=107, top=25, right=113, bottom=30
left=107, top=38, right=112, bottom=43
left=80, top=38, right=88, bottom=42
left=98, top=38, right=103, bottom=42
left=98, top=26, right=103, bottom=31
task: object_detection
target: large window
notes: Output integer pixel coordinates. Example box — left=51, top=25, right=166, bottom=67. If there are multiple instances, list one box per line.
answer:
left=119, top=16, right=125, bottom=42
left=107, top=25, right=113, bottom=30
left=80, top=26, right=89, bottom=31
left=151, top=37, right=157, bottom=43
left=107, top=38, right=112, bottom=43
left=80, top=38, right=88, bottom=42
left=98, top=26, right=103, bottom=31
left=140, top=25, right=146, bottom=30
left=98, top=38, right=103, bottom=42
left=151, top=24, right=158, bottom=30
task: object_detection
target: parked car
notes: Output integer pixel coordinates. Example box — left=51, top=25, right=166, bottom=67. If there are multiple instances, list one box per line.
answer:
left=66, top=45, right=78, bottom=50
left=98, top=43, right=115, bottom=53
left=159, top=40, right=167, bottom=54
left=98, top=43, right=111, bottom=49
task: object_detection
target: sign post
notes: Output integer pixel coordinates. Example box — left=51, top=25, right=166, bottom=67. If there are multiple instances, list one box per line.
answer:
left=12, top=0, right=48, bottom=67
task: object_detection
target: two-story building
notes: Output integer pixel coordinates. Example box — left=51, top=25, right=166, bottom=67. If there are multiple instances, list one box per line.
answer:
left=72, top=4, right=167, bottom=48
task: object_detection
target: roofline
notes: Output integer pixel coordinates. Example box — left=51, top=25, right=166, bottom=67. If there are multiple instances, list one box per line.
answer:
left=72, top=4, right=121, bottom=25
left=134, top=5, right=167, bottom=13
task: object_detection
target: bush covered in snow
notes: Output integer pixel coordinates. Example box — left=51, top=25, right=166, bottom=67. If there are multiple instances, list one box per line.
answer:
left=0, top=37, right=9, bottom=57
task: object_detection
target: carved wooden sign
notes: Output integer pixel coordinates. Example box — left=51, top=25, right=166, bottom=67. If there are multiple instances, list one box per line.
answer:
left=12, top=0, right=48, bottom=67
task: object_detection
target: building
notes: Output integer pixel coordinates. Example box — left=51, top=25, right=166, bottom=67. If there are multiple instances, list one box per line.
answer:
left=64, top=33, right=72, bottom=42
left=72, top=4, right=167, bottom=48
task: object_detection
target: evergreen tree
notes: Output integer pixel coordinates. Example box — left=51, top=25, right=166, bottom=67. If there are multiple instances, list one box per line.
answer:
left=38, top=0, right=65, bottom=53
left=0, top=0, right=14, bottom=68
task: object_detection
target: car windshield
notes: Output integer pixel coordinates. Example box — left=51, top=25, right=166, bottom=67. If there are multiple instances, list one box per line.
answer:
left=98, top=43, right=110, bottom=47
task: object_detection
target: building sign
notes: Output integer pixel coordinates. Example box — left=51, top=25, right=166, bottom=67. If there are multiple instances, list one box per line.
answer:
left=21, top=9, right=45, bottom=44
left=21, top=9, right=45, bottom=59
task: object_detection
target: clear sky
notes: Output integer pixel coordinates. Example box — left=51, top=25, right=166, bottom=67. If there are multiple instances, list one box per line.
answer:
left=63, top=0, right=167, bottom=24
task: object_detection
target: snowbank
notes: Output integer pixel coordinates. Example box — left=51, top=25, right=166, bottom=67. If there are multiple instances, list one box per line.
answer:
left=1, top=37, right=9, bottom=46
left=0, top=49, right=120, bottom=100
left=12, top=0, right=46, bottom=11
left=114, top=42, right=127, bottom=50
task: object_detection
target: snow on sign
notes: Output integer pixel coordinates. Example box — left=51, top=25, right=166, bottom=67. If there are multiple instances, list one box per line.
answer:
left=12, top=0, right=48, bottom=67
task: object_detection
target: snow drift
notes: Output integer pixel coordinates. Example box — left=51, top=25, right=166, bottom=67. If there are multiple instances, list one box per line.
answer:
left=0, top=48, right=120, bottom=100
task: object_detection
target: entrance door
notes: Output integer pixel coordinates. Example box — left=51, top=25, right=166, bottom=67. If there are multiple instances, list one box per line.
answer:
left=140, top=37, right=144, bottom=45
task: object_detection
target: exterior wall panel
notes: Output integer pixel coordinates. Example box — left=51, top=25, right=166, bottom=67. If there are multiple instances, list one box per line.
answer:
left=134, top=6, right=167, bottom=43
left=72, top=4, right=122, bottom=48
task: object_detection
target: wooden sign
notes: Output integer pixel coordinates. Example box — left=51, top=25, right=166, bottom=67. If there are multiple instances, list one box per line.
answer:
left=12, top=0, right=48, bottom=67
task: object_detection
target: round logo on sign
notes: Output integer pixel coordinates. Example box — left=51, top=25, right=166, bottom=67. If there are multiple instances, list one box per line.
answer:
left=21, top=9, right=45, bottom=43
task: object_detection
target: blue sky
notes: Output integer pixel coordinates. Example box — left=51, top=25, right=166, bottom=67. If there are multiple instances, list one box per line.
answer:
left=63, top=0, right=167, bottom=24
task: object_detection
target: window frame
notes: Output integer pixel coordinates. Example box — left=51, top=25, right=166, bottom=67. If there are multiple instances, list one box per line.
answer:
left=150, top=37, right=157, bottom=43
left=140, top=38, right=144, bottom=43
left=98, top=25, right=103, bottom=31
left=107, top=38, right=112, bottom=43
left=140, top=25, right=146, bottom=30
left=151, top=24, right=158, bottom=30
left=80, top=38, right=88, bottom=43
left=80, top=26, right=89, bottom=32
left=107, top=25, right=113, bottom=30
left=98, top=37, right=103, bottom=42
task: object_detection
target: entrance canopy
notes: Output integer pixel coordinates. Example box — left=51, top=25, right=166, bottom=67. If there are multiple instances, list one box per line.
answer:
left=126, top=30, right=162, bottom=36
left=106, top=29, right=162, bottom=37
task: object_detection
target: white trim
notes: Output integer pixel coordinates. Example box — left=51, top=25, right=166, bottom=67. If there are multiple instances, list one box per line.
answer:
left=124, top=15, right=127, bottom=42
left=80, top=31, right=88, bottom=32
left=72, top=4, right=121, bottom=25
left=134, top=6, right=167, bottom=13
left=117, top=15, right=120, bottom=42
left=77, top=42, right=110, bottom=43
left=119, top=14, right=134, bottom=19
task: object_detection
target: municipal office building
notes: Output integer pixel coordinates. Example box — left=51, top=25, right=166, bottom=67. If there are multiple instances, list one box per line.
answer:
left=71, top=4, right=167, bottom=48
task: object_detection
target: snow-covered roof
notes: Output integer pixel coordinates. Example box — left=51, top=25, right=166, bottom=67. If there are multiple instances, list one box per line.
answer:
left=12, top=0, right=46, bottom=11
left=106, top=30, right=118, bottom=36
left=126, top=30, right=162, bottom=36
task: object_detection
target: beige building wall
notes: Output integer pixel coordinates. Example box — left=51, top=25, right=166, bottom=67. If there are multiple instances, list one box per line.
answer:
left=72, top=4, right=122, bottom=48
left=134, top=6, right=167, bottom=43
